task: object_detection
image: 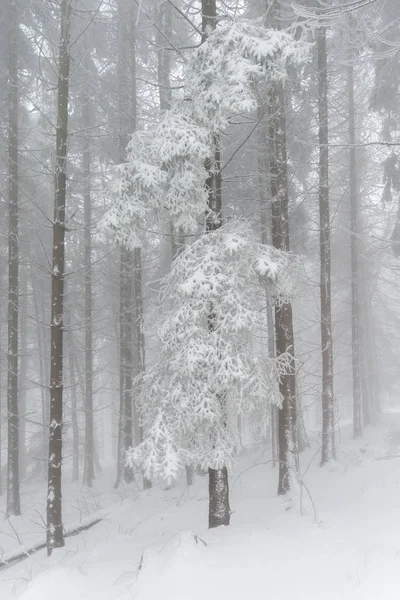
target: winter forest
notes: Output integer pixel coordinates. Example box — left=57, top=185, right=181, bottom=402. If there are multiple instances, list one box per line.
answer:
left=1, top=0, right=400, bottom=597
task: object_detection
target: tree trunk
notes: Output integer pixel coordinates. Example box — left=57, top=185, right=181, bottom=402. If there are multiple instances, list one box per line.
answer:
left=0, top=317, right=2, bottom=496
left=31, top=270, right=48, bottom=477
left=116, top=248, right=135, bottom=486
left=47, top=0, right=72, bottom=556
left=19, top=271, right=28, bottom=480
left=156, top=0, right=172, bottom=112
left=133, top=247, right=152, bottom=489
left=258, top=105, right=279, bottom=466
left=156, top=0, right=193, bottom=487
left=359, top=247, right=373, bottom=425
left=208, top=466, right=230, bottom=528
left=268, top=80, right=297, bottom=496
left=115, top=0, right=136, bottom=487
left=68, top=345, right=80, bottom=482
left=202, top=0, right=230, bottom=529
left=318, top=27, right=335, bottom=465
left=6, top=0, right=21, bottom=518
left=82, top=76, right=95, bottom=488
left=348, top=63, right=363, bottom=439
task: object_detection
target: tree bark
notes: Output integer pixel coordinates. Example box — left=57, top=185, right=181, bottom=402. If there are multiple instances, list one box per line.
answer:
left=156, top=0, right=173, bottom=112
left=0, top=317, right=3, bottom=496
left=6, top=0, right=21, bottom=518
left=201, top=0, right=230, bottom=529
left=68, top=344, right=80, bottom=482
left=318, top=27, right=335, bottom=465
left=133, top=247, right=152, bottom=489
left=208, top=466, right=230, bottom=528
left=117, top=248, right=135, bottom=486
left=82, top=73, right=95, bottom=488
left=258, top=105, right=279, bottom=466
left=19, top=271, right=28, bottom=480
left=268, top=80, right=297, bottom=496
left=31, top=270, right=48, bottom=477
left=115, top=0, right=136, bottom=487
left=347, top=63, right=363, bottom=439
left=47, top=0, right=72, bottom=556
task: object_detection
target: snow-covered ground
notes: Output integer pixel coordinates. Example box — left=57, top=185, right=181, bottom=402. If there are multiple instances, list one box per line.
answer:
left=2, top=421, right=400, bottom=599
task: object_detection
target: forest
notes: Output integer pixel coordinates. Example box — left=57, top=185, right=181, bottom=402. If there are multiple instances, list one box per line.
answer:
left=1, top=0, right=400, bottom=598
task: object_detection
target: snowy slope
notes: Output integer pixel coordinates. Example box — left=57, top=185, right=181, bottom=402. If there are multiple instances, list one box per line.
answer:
left=1, top=423, right=400, bottom=600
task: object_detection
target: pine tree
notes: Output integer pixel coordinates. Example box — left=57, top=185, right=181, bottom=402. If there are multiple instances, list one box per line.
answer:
left=6, top=0, right=21, bottom=518
left=82, top=56, right=95, bottom=488
left=47, top=0, right=72, bottom=555
left=317, top=26, right=335, bottom=465
left=347, top=55, right=363, bottom=440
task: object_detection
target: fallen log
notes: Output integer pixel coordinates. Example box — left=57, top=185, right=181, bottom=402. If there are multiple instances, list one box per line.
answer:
left=0, top=517, right=102, bottom=571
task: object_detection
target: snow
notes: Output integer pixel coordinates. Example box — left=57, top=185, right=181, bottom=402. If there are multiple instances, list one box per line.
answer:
left=127, top=221, right=293, bottom=481
left=1, top=421, right=400, bottom=599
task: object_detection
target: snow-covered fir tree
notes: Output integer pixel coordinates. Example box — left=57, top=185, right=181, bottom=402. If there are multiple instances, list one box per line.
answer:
left=126, top=220, right=296, bottom=483
left=103, top=14, right=310, bottom=526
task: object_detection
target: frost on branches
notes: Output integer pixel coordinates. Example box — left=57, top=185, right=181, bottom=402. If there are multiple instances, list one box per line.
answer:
left=126, top=221, right=297, bottom=483
left=104, top=109, right=211, bottom=249
left=103, top=20, right=309, bottom=247
left=186, top=21, right=310, bottom=131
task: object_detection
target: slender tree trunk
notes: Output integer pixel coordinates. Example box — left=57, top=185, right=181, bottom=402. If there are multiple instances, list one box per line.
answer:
left=268, top=80, right=297, bottom=496
left=117, top=249, right=134, bottom=486
left=68, top=345, right=79, bottom=482
left=19, top=272, right=28, bottom=480
left=156, top=0, right=172, bottom=112
left=82, top=79, right=95, bottom=488
left=0, top=318, right=2, bottom=496
left=258, top=105, right=279, bottom=466
left=6, top=0, right=21, bottom=518
left=115, top=0, right=136, bottom=487
left=108, top=251, right=120, bottom=464
left=347, top=63, right=362, bottom=439
left=133, top=247, right=152, bottom=489
left=201, top=0, right=230, bottom=529
left=156, top=0, right=193, bottom=487
left=31, top=270, right=48, bottom=476
left=359, top=247, right=372, bottom=425
left=361, top=265, right=379, bottom=422
left=318, top=27, right=335, bottom=465
left=47, top=0, right=72, bottom=555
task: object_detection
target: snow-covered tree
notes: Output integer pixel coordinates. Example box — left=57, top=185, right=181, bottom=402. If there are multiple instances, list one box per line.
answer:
left=126, top=220, right=296, bottom=481
left=104, top=13, right=309, bottom=527
left=104, top=20, right=309, bottom=247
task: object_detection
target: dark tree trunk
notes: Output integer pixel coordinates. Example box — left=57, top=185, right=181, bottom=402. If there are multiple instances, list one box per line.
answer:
left=6, top=0, right=21, bottom=518
left=47, top=0, right=72, bottom=556
left=202, top=0, right=230, bottom=529
left=318, top=27, right=335, bottom=465
left=347, top=63, right=363, bottom=439
left=268, top=80, right=297, bottom=496
left=208, top=466, right=230, bottom=528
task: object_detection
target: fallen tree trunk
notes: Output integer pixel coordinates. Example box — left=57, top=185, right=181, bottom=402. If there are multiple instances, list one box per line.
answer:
left=0, top=517, right=102, bottom=570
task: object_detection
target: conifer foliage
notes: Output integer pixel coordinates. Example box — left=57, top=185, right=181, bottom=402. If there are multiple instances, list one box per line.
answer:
left=126, top=221, right=296, bottom=483
left=108, top=12, right=309, bottom=526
